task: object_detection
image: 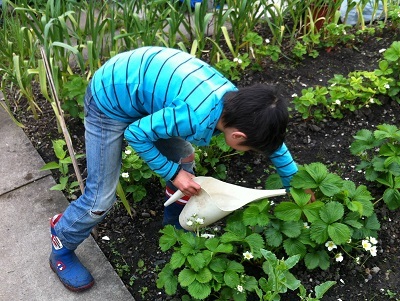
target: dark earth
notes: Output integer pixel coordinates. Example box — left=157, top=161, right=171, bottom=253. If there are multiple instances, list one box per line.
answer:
left=8, top=24, right=400, bottom=301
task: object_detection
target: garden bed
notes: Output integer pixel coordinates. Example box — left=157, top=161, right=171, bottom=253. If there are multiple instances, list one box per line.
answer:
left=12, top=26, right=400, bottom=300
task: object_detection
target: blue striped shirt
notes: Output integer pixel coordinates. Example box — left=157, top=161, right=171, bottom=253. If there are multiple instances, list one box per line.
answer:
left=90, top=47, right=297, bottom=185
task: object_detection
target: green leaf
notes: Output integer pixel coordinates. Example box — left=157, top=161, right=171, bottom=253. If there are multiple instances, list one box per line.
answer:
left=170, top=252, right=186, bottom=269
left=283, top=271, right=301, bottom=290
left=291, top=169, right=319, bottom=189
left=224, top=270, right=240, bottom=288
left=205, top=238, right=233, bottom=254
left=223, top=221, right=247, bottom=239
left=315, top=281, right=336, bottom=299
left=303, top=201, right=324, bottom=222
left=304, top=250, right=330, bottom=270
left=188, top=280, right=212, bottom=299
left=328, top=223, right=351, bottom=245
left=227, top=261, right=245, bottom=273
left=187, top=253, right=206, bottom=272
left=178, top=269, right=196, bottom=287
left=159, top=225, right=178, bottom=251
left=50, top=177, right=68, bottom=191
left=304, top=162, right=329, bottom=183
left=375, top=124, right=400, bottom=139
left=283, top=238, right=307, bottom=257
left=281, top=221, right=303, bottom=238
left=319, top=173, right=343, bottom=196
left=310, top=220, right=329, bottom=244
left=40, top=161, right=60, bottom=171
left=242, top=205, right=270, bottom=226
left=195, top=267, right=213, bottom=284
left=209, top=257, right=228, bottom=273
left=265, top=173, right=283, bottom=189
left=52, top=139, right=67, bottom=160
left=156, top=264, right=178, bottom=295
left=350, top=129, right=375, bottom=154
left=244, top=233, right=265, bottom=258
left=290, top=188, right=313, bottom=207
left=220, top=232, right=242, bottom=243
left=319, top=202, right=344, bottom=223
left=265, top=227, right=283, bottom=247
left=383, top=187, right=400, bottom=210
left=275, top=202, right=302, bottom=221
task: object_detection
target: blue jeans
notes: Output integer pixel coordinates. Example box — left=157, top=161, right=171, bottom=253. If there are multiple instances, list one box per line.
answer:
left=55, top=85, right=194, bottom=250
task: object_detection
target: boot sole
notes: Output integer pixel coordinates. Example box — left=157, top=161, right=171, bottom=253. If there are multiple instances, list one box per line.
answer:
left=49, top=260, right=95, bottom=292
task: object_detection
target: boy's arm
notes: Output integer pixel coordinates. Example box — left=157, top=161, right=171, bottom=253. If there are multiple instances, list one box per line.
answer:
left=268, top=143, right=298, bottom=190
left=124, top=102, right=197, bottom=181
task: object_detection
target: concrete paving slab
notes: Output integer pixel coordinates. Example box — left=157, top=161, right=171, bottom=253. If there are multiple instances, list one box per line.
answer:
left=0, top=175, right=134, bottom=301
left=0, top=108, right=50, bottom=195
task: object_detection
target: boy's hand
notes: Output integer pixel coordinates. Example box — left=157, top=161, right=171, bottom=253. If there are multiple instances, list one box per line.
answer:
left=172, top=169, right=201, bottom=197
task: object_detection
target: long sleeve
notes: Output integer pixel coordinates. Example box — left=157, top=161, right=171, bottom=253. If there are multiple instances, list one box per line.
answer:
left=269, top=143, right=298, bottom=190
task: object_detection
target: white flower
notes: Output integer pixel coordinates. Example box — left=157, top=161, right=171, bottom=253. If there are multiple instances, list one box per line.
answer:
left=195, top=217, right=204, bottom=225
left=325, top=241, right=337, bottom=251
left=335, top=99, right=341, bottom=105
left=355, top=257, right=361, bottom=264
left=121, top=172, right=129, bottom=178
left=233, top=57, right=239, bottom=62
left=379, top=48, right=386, bottom=53
left=362, top=239, right=372, bottom=251
left=384, top=84, right=390, bottom=89
left=370, top=246, right=377, bottom=257
left=237, top=59, right=243, bottom=64
left=347, top=238, right=352, bottom=243
left=291, top=93, right=298, bottom=98
left=124, top=149, right=132, bottom=155
left=201, top=233, right=215, bottom=239
left=335, top=253, right=344, bottom=262
left=303, top=222, right=310, bottom=229
left=369, top=98, right=375, bottom=103
left=233, top=57, right=243, bottom=64
left=265, top=38, right=270, bottom=44
left=368, top=236, right=378, bottom=245
left=243, top=251, right=254, bottom=260
left=237, top=285, right=244, bottom=293
left=186, top=220, right=193, bottom=226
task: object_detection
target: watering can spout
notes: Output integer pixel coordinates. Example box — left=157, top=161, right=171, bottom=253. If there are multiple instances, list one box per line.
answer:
left=163, top=176, right=286, bottom=231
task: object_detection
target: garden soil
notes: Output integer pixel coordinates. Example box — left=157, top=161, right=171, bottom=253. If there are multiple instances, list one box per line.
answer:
left=10, top=26, right=400, bottom=300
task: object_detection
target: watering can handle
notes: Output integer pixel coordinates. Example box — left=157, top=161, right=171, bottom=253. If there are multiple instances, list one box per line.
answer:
left=164, top=190, right=185, bottom=207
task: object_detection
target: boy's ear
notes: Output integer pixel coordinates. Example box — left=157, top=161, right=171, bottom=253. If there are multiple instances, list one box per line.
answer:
left=232, top=131, right=247, bottom=140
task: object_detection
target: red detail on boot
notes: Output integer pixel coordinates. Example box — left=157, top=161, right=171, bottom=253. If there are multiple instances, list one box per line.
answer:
left=165, top=187, right=190, bottom=205
left=56, top=261, right=66, bottom=271
left=50, top=213, right=63, bottom=227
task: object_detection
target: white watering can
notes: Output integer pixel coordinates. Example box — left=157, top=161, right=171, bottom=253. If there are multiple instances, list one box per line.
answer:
left=164, top=176, right=286, bottom=231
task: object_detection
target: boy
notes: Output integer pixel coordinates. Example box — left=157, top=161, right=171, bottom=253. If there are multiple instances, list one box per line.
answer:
left=49, top=46, right=298, bottom=291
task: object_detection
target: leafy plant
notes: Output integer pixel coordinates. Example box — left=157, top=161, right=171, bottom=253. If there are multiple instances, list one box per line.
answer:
left=157, top=162, right=381, bottom=299
left=40, top=139, right=84, bottom=195
left=292, top=41, right=400, bottom=121
left=350, top=124, right=400, bottom=210
left=60, top=75, right=87, bottom=120
left=119, top=146, right=157, bottom=203
left=194, top=134, right=238, bottom=179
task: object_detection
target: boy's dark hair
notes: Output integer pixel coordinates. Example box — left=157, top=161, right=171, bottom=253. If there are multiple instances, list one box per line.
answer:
left=221, top=84, right=288, bottom=155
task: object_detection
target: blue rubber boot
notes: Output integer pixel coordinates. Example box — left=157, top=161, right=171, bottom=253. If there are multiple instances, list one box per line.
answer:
left=49, top=214, right=94, bottom=292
